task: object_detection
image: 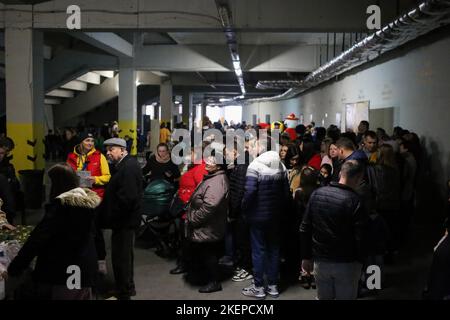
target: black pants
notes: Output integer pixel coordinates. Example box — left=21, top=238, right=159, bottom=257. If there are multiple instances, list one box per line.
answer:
left=233, top=216, right=253, bottom=272
left=94, top=227, right=106, bottom=261
left=111, top=228, right=135, bottom=299
left=176, top=219, right=191, bottom=268
left=190, top=241, right=222, bottom=284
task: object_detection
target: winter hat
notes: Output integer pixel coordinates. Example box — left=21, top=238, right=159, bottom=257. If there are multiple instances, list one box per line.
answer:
left=79, top=132, right=94, bottom=142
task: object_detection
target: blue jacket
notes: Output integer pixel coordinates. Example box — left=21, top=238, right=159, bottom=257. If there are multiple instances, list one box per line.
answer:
left=345, top=149, right=368, bottom=162
left=241, top=151, right=290, bottom=223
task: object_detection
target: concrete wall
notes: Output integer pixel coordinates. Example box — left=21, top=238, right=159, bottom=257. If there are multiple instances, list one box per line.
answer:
left=243, top=30, right=450, bottom=207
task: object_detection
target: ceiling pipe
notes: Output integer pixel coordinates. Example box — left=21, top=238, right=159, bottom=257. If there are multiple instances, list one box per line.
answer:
left=215, top=1, right=246, bottom=97
left=246, top=0, right=450, bottom=104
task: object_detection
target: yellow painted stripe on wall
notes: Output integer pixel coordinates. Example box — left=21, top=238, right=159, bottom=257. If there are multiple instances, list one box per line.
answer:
left=6, top=123, right=45, bottom=171
left=118, top=120, right=137, bottom=155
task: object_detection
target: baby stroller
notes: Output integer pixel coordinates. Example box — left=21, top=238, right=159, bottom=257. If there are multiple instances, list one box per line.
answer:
left=138, top=179, right=179, bottom=258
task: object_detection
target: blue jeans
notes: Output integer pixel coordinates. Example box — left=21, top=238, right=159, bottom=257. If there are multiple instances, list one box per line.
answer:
left=249, top=221, right=280, bottom=287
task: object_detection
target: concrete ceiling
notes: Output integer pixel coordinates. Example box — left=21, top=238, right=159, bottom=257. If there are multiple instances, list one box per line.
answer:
left=166, top=32, right=369, bottom=46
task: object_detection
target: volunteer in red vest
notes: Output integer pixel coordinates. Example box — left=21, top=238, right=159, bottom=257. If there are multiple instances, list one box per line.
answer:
left=66, top=132, right=111, bottom=198
left=66, top=132, right=111, bottom=275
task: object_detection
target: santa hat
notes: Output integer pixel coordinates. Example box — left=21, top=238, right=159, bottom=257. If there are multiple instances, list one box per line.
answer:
left=285, top=113, right=299, bottom=121
left=258, top=123, right=270, bottom=129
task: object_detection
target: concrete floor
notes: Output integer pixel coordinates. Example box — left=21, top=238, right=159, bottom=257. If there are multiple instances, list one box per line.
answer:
left=12, top=198, right=438, bottom=300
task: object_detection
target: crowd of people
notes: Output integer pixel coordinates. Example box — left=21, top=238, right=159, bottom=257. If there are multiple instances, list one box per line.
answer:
left=0, top=116, right=449, bottom=300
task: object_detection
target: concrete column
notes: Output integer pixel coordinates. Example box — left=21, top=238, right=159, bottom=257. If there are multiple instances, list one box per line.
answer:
left=182, top=91, right=192, bottom=129
left=160, top=81, right=173, bottom=128
left=118, top=65, right=137, bottom=155
left=44, top=104, right=54, bottom=132
left=5, top=7, right=45, bottom=171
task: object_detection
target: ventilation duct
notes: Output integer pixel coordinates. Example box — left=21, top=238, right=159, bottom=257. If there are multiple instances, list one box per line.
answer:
left=246, top=0, right=450, bottom=104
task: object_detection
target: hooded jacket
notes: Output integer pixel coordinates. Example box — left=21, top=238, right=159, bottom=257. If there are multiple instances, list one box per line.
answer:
left=187, top=170, right=229, bottom=242
left=241, top=151, right=290, bottom=223
left=8, top=188, right=101, bottom=287
left=67, top=145, right=111, bottom=198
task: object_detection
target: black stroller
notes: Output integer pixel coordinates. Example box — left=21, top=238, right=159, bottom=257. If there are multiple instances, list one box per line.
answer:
left=138, top=179, right=179, bottom=258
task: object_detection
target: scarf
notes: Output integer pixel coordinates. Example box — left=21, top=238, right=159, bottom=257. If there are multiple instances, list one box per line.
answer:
left=155, top=152, right=170, bottom=164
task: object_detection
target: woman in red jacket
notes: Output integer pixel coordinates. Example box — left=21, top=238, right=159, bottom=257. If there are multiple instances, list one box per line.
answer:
left=169, top=148, right=208, bottom=275
left=66, top=132, right=111, bottom=275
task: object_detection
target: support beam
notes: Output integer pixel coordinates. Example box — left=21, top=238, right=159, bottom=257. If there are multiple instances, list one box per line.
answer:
left=134, top=44, right=318, bottom=72
left=46, top=89, right=75, bottom=98
left=69, top=32, right=134, bottom=58
left=44, top=98, right=61, bottom=105
left=61, top=80, right=88, bottom=91
left=77, top=72, right=101, bottom=85
left=54, top=75, right=118, bottom=125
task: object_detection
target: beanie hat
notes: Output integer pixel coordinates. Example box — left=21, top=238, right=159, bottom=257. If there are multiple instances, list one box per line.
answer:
left=79, top=132, right=94, bottom=142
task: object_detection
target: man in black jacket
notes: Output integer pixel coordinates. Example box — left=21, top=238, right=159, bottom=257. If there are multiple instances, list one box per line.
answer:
left=101, top=138, right=143, bottom=300
left=225, top=144, right=252, bottom=282
left=300, top=160, right=369, bottom=300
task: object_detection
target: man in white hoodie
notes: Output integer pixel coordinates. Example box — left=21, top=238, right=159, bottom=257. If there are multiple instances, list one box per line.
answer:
left=241, top=137, right=290, bottom=299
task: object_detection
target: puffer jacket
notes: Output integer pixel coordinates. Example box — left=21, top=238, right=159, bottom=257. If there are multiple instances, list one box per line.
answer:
left=367, top=164, right=401, bottom=212
left=300, top=182, right=369, bottom=263
left=8, top=188, right=100, bottom=287
left=241, top=151, right=290, bottom=223
left=66, top=146, right=111, bottom=198
left=227, top=152, right=250, bottom=219
left=187, top=170, right=229, bottom=242
left=178, top=162, right=207, bottom=204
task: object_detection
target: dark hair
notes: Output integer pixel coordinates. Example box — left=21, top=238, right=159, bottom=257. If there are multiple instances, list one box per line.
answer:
left=336, top=137, right=356, bottom=151
left=340, top=132, right=357, bottom=146
left=340, top=160, right=364, bottom=180
left=160, top=123, right=166, bottom=129
left=156, top=143, right=169, bottom=151
left=286, top=144, right=303, bottom=168
left=48, top=163, right=79, bottom=200
left=360, top=120, right=369, bottom=129
left=298, top=166, right=319, bottom=202
left=326, top=125, right=341, bottom=142
left=302, top=139, right=317, bottom=163
left=392, top=126, right=404, bottom=138
left=296, top=124, right=306, bottom=136
left=363, top=130, right=378, bottom=141
left=320, top=163, right=333, bottom=175
left=315, top=127, right=326, bottom=142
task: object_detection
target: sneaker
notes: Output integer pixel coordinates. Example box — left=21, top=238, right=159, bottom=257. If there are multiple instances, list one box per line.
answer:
left=242, top=284, right=266, bottom=299
left=266, top=285, right=280, bottom=298
left=232, top=269, right=254, bottom=282
left=98, top=260, right=107, bottom=275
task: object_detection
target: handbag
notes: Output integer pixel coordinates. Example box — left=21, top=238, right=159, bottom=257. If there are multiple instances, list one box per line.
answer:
left=168, top=191, right=186, bottom=218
